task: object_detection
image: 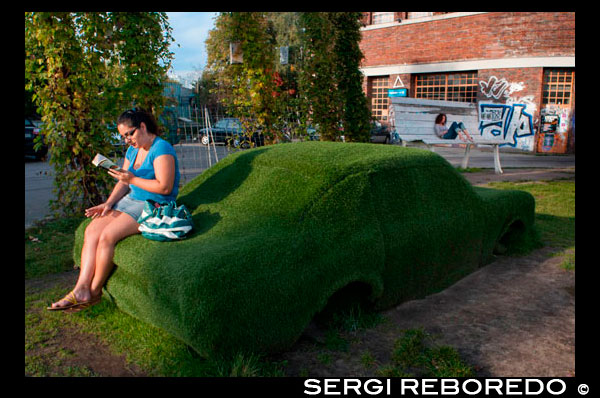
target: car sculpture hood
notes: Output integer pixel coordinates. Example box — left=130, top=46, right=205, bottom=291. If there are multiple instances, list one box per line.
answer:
left=73, top=141, right=535, bottom=357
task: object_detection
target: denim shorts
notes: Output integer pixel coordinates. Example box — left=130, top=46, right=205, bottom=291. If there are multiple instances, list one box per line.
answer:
left=112, top=194, right=146, bottom=222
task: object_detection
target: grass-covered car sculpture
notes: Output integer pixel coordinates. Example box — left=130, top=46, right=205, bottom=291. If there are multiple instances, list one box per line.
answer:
left=73, top=141, right=536, bottom=358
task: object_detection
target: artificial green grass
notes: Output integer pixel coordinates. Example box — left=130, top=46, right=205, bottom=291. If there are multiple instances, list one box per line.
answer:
left=73, top=141, right=536, bottom=358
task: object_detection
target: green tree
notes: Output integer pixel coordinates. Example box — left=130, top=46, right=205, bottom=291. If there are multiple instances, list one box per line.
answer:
left=204, top=12, right=370, bottom=143
left=25, top=12, right=174, bottom=216
left=195, top=69, right=223, bottom=114
left=266, top=12, right=303, bottom=137
left=331, top=12, right=372, bottom=142
left=109, top=12, right=174, bottom=114
left=205, top=12, right=281, bottom=143
left=298, top=12, right=341, bottom=141
left=298, top=12, right=371, bottom=142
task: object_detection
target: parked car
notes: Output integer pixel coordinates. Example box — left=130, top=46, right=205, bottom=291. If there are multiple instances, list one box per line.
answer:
left=199, top=117, right=240, bottom=145
left=200, top=117, right=264, bottom=148
left=370, top=120, right=392, bottom=144
left=25, top=118, right=48, bottom=160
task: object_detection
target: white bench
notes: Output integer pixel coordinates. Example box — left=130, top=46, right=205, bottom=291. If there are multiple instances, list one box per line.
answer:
left=388, top=97, right=507, bottom=174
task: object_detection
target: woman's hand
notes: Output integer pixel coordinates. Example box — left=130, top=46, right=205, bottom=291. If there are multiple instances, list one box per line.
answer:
left=85, top=202, right=113, bottom=219
left=107, top=168, right=135, bottom=184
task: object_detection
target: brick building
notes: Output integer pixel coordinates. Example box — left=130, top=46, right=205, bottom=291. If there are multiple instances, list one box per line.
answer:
left=359, top=12, right=575, bottom=153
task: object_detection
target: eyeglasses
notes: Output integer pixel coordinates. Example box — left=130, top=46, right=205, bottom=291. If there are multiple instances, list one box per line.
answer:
left=123, top=127, right=137, bottom=140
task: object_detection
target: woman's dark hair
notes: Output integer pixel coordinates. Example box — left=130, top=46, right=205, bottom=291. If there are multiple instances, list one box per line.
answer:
left=117, top=108, right=161, bottom=136
left=435, top=113, right=446, bottom=124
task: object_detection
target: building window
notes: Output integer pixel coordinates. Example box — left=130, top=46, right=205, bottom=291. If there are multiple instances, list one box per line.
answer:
left=542, top=68, right=575, bottom=105
left=371, top=12, right=395, bottom=25
left=369, top=76, right=390, bottom=121
left=406, top=12, right=434, bottom=19
left=414, top=71, right=478, bottom=103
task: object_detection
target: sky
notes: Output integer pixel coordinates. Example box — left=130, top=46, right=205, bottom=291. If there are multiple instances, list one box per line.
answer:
left=166, top=12, right=219, bottom=88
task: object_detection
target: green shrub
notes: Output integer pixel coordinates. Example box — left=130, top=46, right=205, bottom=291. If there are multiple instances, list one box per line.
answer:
left=73, top=142, right=536, bottom=358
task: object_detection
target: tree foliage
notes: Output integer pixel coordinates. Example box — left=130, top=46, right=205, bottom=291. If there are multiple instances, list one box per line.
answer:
left=25, top=12, right=174, bottom=216
left=298, top=12, right=371, bottom=142
left=205, top=12, right=281, bottom=143
left=203, top=12, right=371, bottom=143
left=330, top=12, right=372, bottom=142
left=298, top=12, right=340, bottom=141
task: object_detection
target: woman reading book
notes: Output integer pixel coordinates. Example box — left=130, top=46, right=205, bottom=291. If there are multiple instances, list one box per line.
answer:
left=48, top=108, right=180, bottom=311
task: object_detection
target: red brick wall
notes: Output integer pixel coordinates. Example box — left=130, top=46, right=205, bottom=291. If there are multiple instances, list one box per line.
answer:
left=360, top=12, right=575, bottom=67
left=476, top=68, right=543, bottom=104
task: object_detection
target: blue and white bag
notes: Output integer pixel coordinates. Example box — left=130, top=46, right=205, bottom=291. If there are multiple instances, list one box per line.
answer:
left=137, top=200, right=194, bottom=241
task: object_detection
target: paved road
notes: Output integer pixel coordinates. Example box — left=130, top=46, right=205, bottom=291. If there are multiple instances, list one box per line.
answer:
left=431, top=145, right=575, bottom=170
left=25, top=159, right=57, bottom=229
left=25, top=144, right=231, bottom=228
left=25, top=143, right=575, bottom=228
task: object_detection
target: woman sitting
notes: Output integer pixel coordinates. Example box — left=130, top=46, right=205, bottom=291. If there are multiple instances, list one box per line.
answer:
left=434, top=113, right=474, bottom=142
left=48, top=108, right=180, bottom=312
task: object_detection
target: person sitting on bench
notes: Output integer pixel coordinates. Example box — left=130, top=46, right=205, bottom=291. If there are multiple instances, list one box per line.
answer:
left=434, top=113, right=474, bottom=142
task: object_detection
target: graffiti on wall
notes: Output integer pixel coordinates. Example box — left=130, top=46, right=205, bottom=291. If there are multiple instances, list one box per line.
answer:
left=538, top=106, right=571, bottom=153
left=478, top=75, right=536, bottom=151
left=479, top=103, right=535, bottom=149
left=479, top=76, right=525, bottom=100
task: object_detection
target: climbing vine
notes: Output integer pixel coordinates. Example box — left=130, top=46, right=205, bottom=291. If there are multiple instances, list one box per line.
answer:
left=205, top=12, right=281, bottom=143
left=205, top=12, right=371, bottom=143
left=298, top=12, right=371, bottom=142
left=25, top=12, right=174, bottom=216
left=298, top=12, right=341, bottom=141
left=331, top=12, right=372, bottom=142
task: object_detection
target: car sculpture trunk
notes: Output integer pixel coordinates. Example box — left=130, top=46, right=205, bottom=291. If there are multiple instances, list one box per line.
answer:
left=73, top=141, right=535, bottom=357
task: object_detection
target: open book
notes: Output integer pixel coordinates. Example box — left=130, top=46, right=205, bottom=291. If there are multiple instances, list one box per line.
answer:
left=92, top=153, right=123, bottom=172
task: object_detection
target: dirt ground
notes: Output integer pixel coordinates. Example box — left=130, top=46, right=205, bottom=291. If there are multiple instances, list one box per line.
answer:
left=281, top=245, right=575, bottom=377
left=26, top=167, right=575, bottom=377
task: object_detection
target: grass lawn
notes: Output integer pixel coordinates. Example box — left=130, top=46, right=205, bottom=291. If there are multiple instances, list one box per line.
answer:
left=25, top=176, right=574, bottom=377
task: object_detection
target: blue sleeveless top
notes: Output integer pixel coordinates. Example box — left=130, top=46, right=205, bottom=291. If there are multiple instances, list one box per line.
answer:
left=125, top=136, right=180, bottom=203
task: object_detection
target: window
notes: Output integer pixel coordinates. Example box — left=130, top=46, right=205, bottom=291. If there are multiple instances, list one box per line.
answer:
left=369, top=76, right=390, bottom=121
left=414, top=72, right=478, bottom=103
left=372, top=12, right=395, bottom=25
left=406, top=12, right=433, bottom=19
left=542, top=69, right=575, bottom=105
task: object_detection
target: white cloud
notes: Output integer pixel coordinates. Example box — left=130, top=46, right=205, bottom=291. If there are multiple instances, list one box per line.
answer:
left=166, top=12, right=218, bottom=83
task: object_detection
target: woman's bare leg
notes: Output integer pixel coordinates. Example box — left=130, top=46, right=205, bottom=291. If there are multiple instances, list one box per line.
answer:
left=75, top=211, right=121, bottom=297
left=462, top=128, right=474, bottom=142
left=50, top=211, right=119, bottom=308
left=90, top=212, right=140, bottom=297
left=49, top=210, right=138, bottom=308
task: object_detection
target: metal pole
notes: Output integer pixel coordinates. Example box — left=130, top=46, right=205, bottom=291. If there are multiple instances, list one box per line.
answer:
left=203, top=107, right=212, bottom=169
left=190, top=105, right=199, bottom=172
left=192, top=105, right=202, bottom=173
left=206, top=106, right=219, bottom=163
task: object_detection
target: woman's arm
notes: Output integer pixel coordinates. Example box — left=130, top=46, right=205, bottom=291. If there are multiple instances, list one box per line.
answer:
left=108, top=154, right=175, bottom=196
left=85, top=157, right=132, bottom=218
left=434, top=124, right=448, bottom=138
left=105, top=157, right=132, bottom=206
